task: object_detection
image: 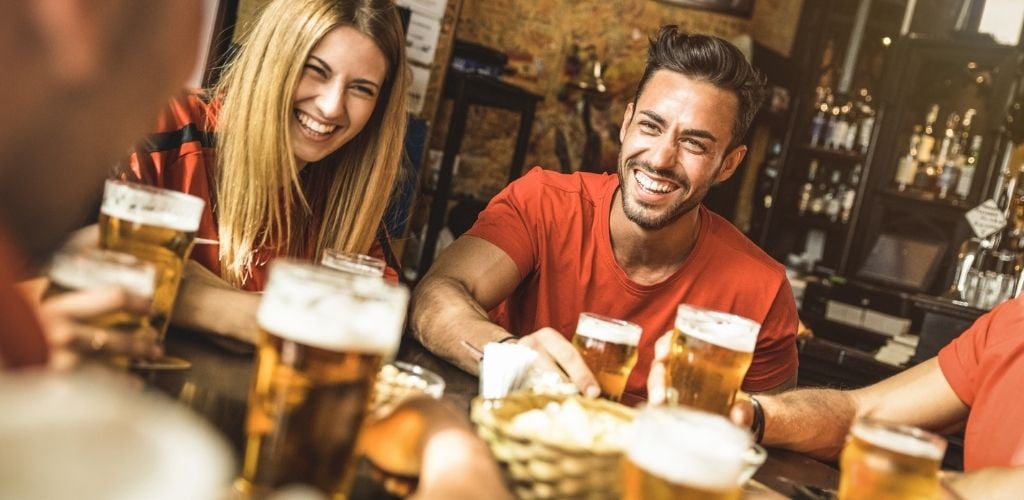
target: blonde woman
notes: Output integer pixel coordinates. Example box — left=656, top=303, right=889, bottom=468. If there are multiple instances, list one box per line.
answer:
left=124, top=0, right=408, bottom=341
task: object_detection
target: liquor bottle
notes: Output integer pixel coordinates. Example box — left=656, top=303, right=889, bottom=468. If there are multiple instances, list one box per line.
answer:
left=809, top=162, right=828, bottom=215
left=916, top=104, right=941, bottom=165
left=809, top=87, right=829, bottom=147
left=856, top=91, right=876, bottom=153
left=825, top=170, right=842, bottom=222
left=840, top=163, right=862, bottom=224
left=934, top=113, right=961, bottom=198
left=797, top=159, right=818, bottom=215
left=843, top=103, right=860, bottom=151
left=956, top=135, right=983, bottom=199
left=829, top=104, right=850, bottom=150
left=936, top=140, right=961, bottom=199
left=894, top=127, right=922, bottom=191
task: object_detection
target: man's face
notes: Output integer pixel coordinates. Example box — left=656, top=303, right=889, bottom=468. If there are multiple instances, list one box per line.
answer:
left=616, top=70, right=745, bottom=230
left=0, top=0, right=201, bottom=267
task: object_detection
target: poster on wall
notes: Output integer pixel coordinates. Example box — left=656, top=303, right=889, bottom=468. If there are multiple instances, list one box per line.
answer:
left=657, top=0, right=755, bottom=18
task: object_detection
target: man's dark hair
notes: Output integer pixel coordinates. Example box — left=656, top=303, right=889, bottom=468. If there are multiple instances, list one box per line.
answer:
left=633, top=26, right=767, bottom=150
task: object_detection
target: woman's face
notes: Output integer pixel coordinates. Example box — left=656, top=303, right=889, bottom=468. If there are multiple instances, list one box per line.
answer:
left=290, top=26, right=388, bottom=167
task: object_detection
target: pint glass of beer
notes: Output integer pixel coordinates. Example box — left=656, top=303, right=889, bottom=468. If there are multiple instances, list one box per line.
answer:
left=666, top=304, right=760, bottom=415
left=99, top=180, right=204, bottom=368
left=46, top=248, right=157, bottom=367
left=623, top=406, right=751, bottom=500
left=838, top=417, right=947, bottom=500
left=571, top=312, right=642, bottom=401
left=321, top=249, right=386, bottom=278
left=237, top=259, right=409, bottom=498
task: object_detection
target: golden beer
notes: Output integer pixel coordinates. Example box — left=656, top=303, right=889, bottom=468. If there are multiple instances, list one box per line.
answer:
left=838, top=417, right=946, bottom=500
left=623, top=406, right=751, bottom=500
left=571, top=312, right=641, bottom=401
left=666, top=304, right=759, bottom=415
left=237, top=260, right=409, bottom=498
left=98, top=180, right=204, bottom=342
left=46, top=248, right=157, bottom=366
left=321, top=249, right=386, bottom=278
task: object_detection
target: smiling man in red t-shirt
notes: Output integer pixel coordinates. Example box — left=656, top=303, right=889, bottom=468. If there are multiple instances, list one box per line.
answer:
left=412, top=27, right=798, bottom=404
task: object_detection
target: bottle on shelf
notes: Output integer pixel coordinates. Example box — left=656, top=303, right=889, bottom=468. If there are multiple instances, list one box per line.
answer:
left=912, top=104, right=941, bottom=191
left=809, top=87, right=830, bottom=148
left=856, top=90, right=876, bottom=153
left=842, top=103, right=859, bottom=151
left=934, top=112, right=962, bottom=199
left=825, top=169, right=843, bottom=222
left=840, top=163, right=862, bottom=224
left=809, top=161, right=829, bottom=215
left=797, top=159, right=818, bottom=216
left=955, top=134, right=982, bottom=199
left=894, top=126, right=922, bottom=191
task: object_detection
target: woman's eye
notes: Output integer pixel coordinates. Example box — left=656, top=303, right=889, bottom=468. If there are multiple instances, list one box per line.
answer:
left=304, top=64, right=327, bottom=77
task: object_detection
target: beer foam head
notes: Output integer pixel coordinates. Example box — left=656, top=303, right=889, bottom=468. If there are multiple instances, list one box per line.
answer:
left=48, top=249, right=156, bottom=298
left=576, top=313, right=642, bottom=346
left=674, top=304, right=760, bottom=353
left=257, top=259, right=409, bottom=355
left=101, top=180, right=205, bottom=232
left=627, top=406, right=751, bottom=490
left=851, top=419, right=946, bottom=461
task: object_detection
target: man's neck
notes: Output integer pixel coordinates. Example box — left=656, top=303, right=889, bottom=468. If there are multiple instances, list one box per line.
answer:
left=608, top=189, right=702, bottom=286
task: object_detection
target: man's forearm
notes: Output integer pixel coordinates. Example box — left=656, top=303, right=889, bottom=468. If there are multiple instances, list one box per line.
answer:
left=760, top=388, right=858, bottom=460
left=411, top=275, right=512, bottom=375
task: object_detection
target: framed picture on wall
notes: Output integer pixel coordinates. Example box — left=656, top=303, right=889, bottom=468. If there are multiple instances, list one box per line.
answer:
left=657, top=0, right=754, bottom=18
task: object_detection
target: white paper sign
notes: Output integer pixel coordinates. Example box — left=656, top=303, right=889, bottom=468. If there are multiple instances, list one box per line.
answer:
left=406, top=13, right=442, bottom=66
left=965, top=199, right=1007, bottom=239
left=396, top=0, right=447, bottom=20
left=407, top=63, right=431, bottom=115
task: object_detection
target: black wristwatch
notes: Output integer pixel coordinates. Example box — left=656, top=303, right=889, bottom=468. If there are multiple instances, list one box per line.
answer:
left=750, top=396, right=765, bottom=444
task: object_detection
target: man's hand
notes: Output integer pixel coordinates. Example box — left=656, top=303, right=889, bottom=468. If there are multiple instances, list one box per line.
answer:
left=37, top=286, right=160, bottom=370
left=518, top=327, right=601, bottom=398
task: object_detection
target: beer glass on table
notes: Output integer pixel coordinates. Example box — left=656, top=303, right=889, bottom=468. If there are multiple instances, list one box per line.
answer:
left=99, top=180, right=204, bottom=370
left=838, top=416, right=947, bottom=500
left=571, top=312, right=642, bottom=402
left=45, top=248, right=157, bottom=368
left=236, top=259, right=409, bottom=499
left=623, top=406, right=752, bottom=500
left=665, top=304, right=760, bottom=416
left=321, top=249, right=386, bottom=278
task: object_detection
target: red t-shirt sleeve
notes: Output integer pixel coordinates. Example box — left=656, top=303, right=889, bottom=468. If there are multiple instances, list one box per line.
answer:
left=464, top=167, right=545, bottom=280
left=938, top=305, right=995, bottom=406
left=742, top=279, right=799, bottom=392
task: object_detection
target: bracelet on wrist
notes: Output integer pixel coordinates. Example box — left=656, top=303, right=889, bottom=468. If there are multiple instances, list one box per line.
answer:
left=750, top=396, right=766, bottom=444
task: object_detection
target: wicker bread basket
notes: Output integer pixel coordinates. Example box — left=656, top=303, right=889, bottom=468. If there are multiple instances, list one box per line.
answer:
left=470, top=393, right=635, bottom=499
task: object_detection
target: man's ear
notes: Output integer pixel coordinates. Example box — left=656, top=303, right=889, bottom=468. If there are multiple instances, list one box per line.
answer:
left=30, top=0, right=113, bottom=84
left=619, top=102, right=635, bottom=143
left=714, top=144, right=747, bottom=185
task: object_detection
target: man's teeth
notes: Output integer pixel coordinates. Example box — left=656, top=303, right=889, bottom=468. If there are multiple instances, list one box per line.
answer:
left=297, top=112, right=337, bottom=135
left=635, top=171, right=675, bottom=194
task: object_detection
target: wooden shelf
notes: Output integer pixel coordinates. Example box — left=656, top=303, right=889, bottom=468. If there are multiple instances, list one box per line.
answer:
left=877, top=187, right=973, bottom=210
left=799, top=144, right=867, bottom=162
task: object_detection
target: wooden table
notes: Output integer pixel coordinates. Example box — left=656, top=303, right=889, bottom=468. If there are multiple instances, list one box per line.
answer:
left=150, top=328, right=839, bottom=499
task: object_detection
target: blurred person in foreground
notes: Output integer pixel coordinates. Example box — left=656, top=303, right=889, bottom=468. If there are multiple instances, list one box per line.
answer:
left=412, top=26, right=798, bottom=405
left=652, top=295, right=1024, bottom=499
left=105, top=0, right=410, bottom=344
left=0, top=0, right=202, bottom=370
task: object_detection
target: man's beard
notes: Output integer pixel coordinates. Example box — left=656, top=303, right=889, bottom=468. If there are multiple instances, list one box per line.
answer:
left=617, top=156, right=710, bottom=230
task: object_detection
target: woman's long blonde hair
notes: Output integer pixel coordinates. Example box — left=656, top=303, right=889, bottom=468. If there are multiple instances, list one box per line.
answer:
left=212, top=0, right=407, bottom=286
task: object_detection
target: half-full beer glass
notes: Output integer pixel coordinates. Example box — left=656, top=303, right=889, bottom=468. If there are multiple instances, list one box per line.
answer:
left=571, top=312, right=642, bottom=401
left=623, top=406, right=751, bottom=500
left=321, top=249, right=386, bottom=278
left=46, top=248, right=157, bottom=367
left=838, top=417, right=947, bottom=500
left=99, top=180, right=204, bottom=369
left=237, top=260, right=409, bottom=499
left=666, top=304, right=760, bottom=415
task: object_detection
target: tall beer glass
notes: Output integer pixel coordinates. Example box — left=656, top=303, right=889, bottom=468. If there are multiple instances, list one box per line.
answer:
left=321, top=249, right=386, bottom=278
left=623, top=406, right=751, bottom=500
left=46, top=248, right=157, bottom=367
left=571, top=312, right=642, bottom=401
left=99, top=180, right=204, bottom=369
left=838, top=417, right=947, bottom=500
left=666, top=304, right=760, bottom=415
left=237, top=259, right=409, bottom=498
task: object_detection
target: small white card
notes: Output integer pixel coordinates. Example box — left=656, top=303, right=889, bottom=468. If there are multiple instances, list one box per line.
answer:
left=965, top=199, right=1007, bottom=239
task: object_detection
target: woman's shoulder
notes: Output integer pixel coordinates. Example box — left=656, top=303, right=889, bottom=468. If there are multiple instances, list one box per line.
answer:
left=152, top=90, right=220, bottom=134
